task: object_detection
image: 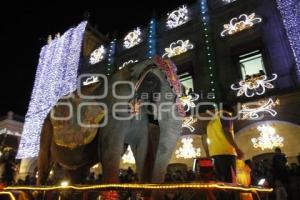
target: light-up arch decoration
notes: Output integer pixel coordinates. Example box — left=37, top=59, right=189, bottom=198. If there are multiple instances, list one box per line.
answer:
left=251, top=124, right=284, bottom=150
left=175, top=137, right=201, bottom=159
left=166, top=5, right=189, bottom=29
left=163, top=40, right=194, bottom=58
left=123, top=28, right=142, bottom=49
left=221, top=13, right=262, bottom=37
left=89, top=45, right=106, bottom=65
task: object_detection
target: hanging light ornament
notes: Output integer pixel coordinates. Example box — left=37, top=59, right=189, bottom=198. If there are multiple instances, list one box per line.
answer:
left=123, top=28, right=142, bottom=49
left=122, top=145, right=136, bottom=164
left=118, top=59, right=139, bottom=70
left=89, top=45, right=106, bottom=65
left=221, top=13, right=262, bottom=37
left=166, top=5, right=189, bottom=29
left=175, top=137, right=201, bottom=159
left=231, top=74, right=277, bottom=97
left=163, top=40, right=194, bottom=58
left=240, top=98, right=279, bottom=120
left=251, top=124, right=284, bottom=150
left=182, top=117, right=197, bottom=132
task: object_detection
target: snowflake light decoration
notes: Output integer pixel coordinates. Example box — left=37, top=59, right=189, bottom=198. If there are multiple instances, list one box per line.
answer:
left=166, top=5, right=189, bottom=29
left=89, top=45, right=106, bottom=65
left=221, top=13, right=262, bottom=37
left=162, top=40, right=194, bottom=58
left=123, top=28, right=142, bottom=49
left=122, top=145, right=135, bottom=164
left=240, top=98, right=279, bottom=120
left=182, top=117, right=197, bottom=132
left=231, top=74, right=277, bottom=97
left=175, top=137, right=201, bottom=159
left=118, top=59, right=139, bottom=70
left=251, top=125, right=284, bottom=150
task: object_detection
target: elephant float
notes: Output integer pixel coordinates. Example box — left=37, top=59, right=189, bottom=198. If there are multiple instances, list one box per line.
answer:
left=38, top=56, right=184, bottom=190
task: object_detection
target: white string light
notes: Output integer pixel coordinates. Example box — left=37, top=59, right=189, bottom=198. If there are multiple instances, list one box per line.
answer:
left=221, top=13, right=262, bottom=37
left=83, top=76, right=99, bottom=86
left=162, top=40, right=194, bottom=58
left=251, top=124, right=284, bottom=150
left=89, top=45, right=106, bottom=65
left=231, top=74, right=278, bottom=97
left=166, top=5, right=189, bottom=29
left=175, top=137, right=201, bottom=159
left=182, top=117, right=197, bottom=132
left=123, top=28, right=142, bottom=49
left=180, top=93, right=199, bottom=112
left=17, top=21, right=88, bottom=158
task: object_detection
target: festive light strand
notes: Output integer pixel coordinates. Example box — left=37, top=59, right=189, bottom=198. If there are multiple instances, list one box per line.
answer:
left=199, top=0, right=216, bottom=94
left=118, top=60, right=139, bottom=70
left=276, top=0, right=300, bottom=81
left=182, top=117, right=197, bottom=132
left=107, top=39, right=116, bottom=75
left=17, top=21, right=88, bottom=158
left=148, top=18, right=157, bottom=58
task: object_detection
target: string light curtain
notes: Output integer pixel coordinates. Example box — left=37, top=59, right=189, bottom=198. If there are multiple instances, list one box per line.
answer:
left=17, top=21, right=88, bottom=158
left=276, top=0, right=300, bottom=82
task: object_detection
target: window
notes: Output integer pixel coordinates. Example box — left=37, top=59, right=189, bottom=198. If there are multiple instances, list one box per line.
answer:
left=239, top=50, right=266, bottom=79
left=179, top=72, right=194, bottom=95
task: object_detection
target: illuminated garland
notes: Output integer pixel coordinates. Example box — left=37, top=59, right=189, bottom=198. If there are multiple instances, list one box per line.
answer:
left=148, top=18, right=157, bottom=58
left=276, top=0, right=300, bottom=81
left=221, top=13, right=262, bottom=37
left=240, top=98, right=279, bottom=120
left=231, top=74, right=278, bottom=97
left=162, top=40, right=194, bottom=58
left=17, top=21, right=88, bottom=158
left=3, top=183, right=273, bottom=193
left=199, top=0, right=217, bottom=95
left=166, top=5, right=189, bottom=29
left=107, top=39, right=116, bottom=75
left=251, top=124, right=284, bottom=150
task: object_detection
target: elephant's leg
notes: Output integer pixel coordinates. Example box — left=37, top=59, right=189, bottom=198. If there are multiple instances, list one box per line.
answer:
left=151, top=118, right=181, bottom=183
left=130, top=123, right=149, bottom=183
left=101, top=124, right=125, bottom=183
left=37, top=115, right=53, bottom=185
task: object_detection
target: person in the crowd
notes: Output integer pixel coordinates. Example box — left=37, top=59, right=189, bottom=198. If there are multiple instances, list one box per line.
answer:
left=272, top=148, right=288, bottom=186
left=206, top=103, right=244, bottom=183
left=275, top=180, right=288, bottom=200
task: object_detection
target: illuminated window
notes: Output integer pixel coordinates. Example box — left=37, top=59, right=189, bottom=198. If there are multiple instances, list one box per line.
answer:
left=239, top=50, right=266, bottom=79
left=179, top=72, right=194, bottom=94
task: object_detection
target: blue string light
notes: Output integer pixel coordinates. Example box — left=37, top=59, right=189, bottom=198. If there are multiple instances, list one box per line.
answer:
left=199, top=0, right=216, bottom=97
left=107, top=39, right=116, bottom=75
left=17, top=21, right=88, bottom=158
left=276, top=0, right=300, bottom=81
left=148, top=18, right=157, bottom=58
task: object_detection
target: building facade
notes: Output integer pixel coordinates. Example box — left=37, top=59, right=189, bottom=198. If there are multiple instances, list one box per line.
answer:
left=85, top=0, right=300, bottom=168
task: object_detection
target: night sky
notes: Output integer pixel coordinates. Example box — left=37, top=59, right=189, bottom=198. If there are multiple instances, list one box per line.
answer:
left=0, top=0, right=196, bottom=118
